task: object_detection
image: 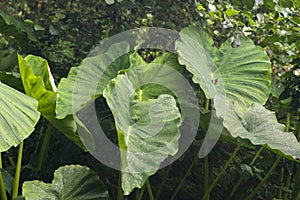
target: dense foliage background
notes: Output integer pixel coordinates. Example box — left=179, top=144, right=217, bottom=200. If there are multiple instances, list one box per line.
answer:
left=0, top=0, right=299, bottom=199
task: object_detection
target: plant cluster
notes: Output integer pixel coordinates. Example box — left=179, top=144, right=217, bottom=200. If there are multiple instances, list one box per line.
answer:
left=0, top=0, right=299, bottom=200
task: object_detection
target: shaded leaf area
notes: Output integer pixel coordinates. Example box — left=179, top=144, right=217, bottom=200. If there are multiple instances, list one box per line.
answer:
left=0, top=11, right=38, bottom=51
left=0, top=82, right=40, bottom=152
left=176, top=25, right=271, bottom=110
left=214, top=94, right=300, bottom=162
left=55, top=41, right=130, bottom=119
left=0, top=50, right=18, bottom=72
left=22, top=165, right=109, bottom=200
left=103, top=74, right=182, bottom=195
left=0, top=71, right=23, bottom=92
left=18, top=54, right=84, bottom=150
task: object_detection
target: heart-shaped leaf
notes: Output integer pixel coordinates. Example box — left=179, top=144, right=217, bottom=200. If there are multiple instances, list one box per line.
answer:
left=214, top=94, right=300, bottom=161
left=22, top=165, right=109, bottom=200
left=126, top=52, right=185, bottom=101
left=55, top=41, right=130, bottom=119
left=0, top=82, right=40, bottom=152
left=176, top=25, right=271, bottom=109
left=103, top=74, right=182, bottom=195
left=18, top=54, right=84, bottom=149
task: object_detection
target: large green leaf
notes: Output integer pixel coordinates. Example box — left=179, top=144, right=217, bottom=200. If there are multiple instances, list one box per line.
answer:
left=22, top=165, right=109, bottom=200
left=0, top=82, right=40, bottom=152
left=18, top=54, right=84, bottom=149
left=126, top=52, right=185, bottom=101
left=103, top=74, right=182, bottom=195
left=55, top=41, right=130, bottom=119
left=214, top=94, right=300, bottom=161
left=176, top=25, right=271, bottom=109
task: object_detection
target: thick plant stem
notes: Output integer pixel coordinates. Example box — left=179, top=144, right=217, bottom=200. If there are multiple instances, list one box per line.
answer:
left=204, top=155, right=209, bottom=200
left=146, top=179, right=155, bottom=200
left=37, top=124, right=53, bottom=171
left=0, top=154, right=8, bottom=200
left=226, top=146, right=264, bottom=200
left=135, top=185, right=146, bottom=200
left=283, top=164, right=293, bottom=200
left=244, top=156, right=281, bottom=200
left=12, top=141, right=24, bottom=199
left=278, top=165, right=284, bottom=198
left=291, top=160, right=300, bottom=199
left=117, top=172, right=124, bottom=200
left=155, top=165, right=171, bottom=200
left=280, top=113, right=291, bottom=199
left=201, top=143, right=242, bottom=200
left=170, top=155, right=198, bottom=200
left=203, top=99, right=210, bottom=200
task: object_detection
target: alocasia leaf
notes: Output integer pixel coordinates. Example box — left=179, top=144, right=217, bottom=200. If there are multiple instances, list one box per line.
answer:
left=176, top=25, right=271, bottom=109
left=126, top=52, right=185, bottom=101
left=103, top=74, right=182, bottom=195
left=214, top=94, right=300, bottom=161
left=18, top=54, right=84, bottom=149
left=55, top=41, right=130, bottom=119
left=73, top=52, right=197, bottom=195
left=22, top=165, right=109, bottom=200
left=0, top=82, right=40, bottom=152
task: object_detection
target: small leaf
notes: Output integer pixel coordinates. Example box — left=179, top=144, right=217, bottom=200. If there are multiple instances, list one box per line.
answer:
left=197, top=3, right=206, bottom=11
left=105, top=0, right=115, bottom=5
left=225, top=9, right=239, bottom=18
left=22, top=165, right=109, bottom=200
left=289, top=16, right=300, bottom=26
left=1, top=168, right=14, bottom=195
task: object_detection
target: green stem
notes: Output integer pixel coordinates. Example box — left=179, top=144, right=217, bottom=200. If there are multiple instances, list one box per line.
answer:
left=117, top=172, right=124, bottom=200
left=226, top=146, right=264, bottom=200
left=170, top=155, right=198, bottom=200
left=291, top=161, right=300, bottom=199
left=297, top=192, right=300, bottom=200
left=278, top=164, right=284, bottom=198
left=201, top=143, right=242, bottom=200
left=250, top=146, right=265, bottom=166
left=155, top=165, right=171, bottom=200
left=146, top=179, right=155, bottom=200
left=37, top=124, right=53, bottom=171
left=0, top=154, right=8, bottom=200
left=204, top=156, right=209, bottom=200
left=283, top=164, right=293, bottom=200
left=12, top=141, right=24, bottom=199
left=135, top=185, right=146, bottom=200
left=244, top=156, right=281, bottom=200
left=285, top=113, right=290, bottom=132
left=204, top=99, right=210, bottom=200
left=280, top=113, right=291, bottom=199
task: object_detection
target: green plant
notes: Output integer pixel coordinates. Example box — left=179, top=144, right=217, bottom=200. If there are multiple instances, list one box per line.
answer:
left=0, top=2, right=299, bottom=199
